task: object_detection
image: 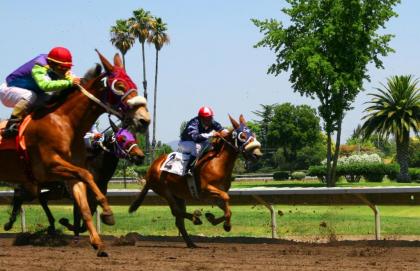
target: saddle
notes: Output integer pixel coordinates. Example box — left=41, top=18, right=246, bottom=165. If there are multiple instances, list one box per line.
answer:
left=0, top=116, right=35, bottom=181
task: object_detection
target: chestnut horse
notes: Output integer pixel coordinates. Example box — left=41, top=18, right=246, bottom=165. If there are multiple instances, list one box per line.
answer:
left=0, top=51, right=150, bottom=256
left=4, top=120, right=144, bottom=237
left=129, top=115, right=262, bottom=248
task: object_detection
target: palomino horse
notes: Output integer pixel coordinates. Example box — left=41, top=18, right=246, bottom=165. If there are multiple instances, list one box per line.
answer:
left=129, top=115, right=262, bottom=248
left=0, top=51, right=150, bottom=256
left=4, top=120, right=144, bottom=236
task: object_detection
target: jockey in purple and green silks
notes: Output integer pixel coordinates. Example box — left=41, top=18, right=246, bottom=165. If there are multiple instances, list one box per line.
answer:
left=0, top=47, right=81, bottom=138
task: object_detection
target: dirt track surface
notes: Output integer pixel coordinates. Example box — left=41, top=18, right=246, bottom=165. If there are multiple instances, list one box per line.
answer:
left=0, top=233, right=419, bottom=271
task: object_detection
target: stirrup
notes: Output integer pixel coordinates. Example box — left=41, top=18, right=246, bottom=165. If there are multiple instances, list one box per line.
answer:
left=1, top=124, right=19, bottom=138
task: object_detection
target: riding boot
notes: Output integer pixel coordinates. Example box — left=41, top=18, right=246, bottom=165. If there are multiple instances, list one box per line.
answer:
left=1, top=99, right=30, bottom=138
left=1, top=115, right=21, bottom=138
left=185, top=155, right=197, bottom=176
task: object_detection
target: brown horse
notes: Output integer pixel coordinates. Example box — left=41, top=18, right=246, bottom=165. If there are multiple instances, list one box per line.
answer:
left=129, top=115, right=262, bottom=248
left=4, top=121, right=145, bottom=237
left=0, top=51, right=150, bottom=256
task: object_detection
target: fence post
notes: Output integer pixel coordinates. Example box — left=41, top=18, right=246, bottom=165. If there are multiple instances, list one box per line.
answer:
left=20, top=206, right=27, bottom=232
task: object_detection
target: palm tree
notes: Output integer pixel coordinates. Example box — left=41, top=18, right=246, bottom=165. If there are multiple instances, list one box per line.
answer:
left=110, top=19, right=135, bottom=67
left=129, top=8, right=153, bottom=160
left=129, top=8, right=152, bottom=99
left=148, top=17, right=170, bottom=159
left=361, top=75, right=420, bottom=182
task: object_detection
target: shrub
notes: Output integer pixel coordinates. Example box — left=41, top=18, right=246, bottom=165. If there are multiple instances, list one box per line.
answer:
left=273, top=171, right=289, bottom=181
left=385, top=163, right=400, bottom=181
left=291, top=171, right=306, bottom=180
left=409, top=168, right=420, bottom=181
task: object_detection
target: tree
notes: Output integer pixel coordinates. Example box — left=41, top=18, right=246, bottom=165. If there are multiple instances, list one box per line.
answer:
left=361, top=75, right=420, bottom=182
left=252, top=104, right=276, bottom=152
left=267, top=103, right=323, bottom=171
left=130, top=8, right=153, bottom=159
left=148, top=17, right=170, bottom=159
left=253, top=0, right=400, bottom=186
left=110, top=19, right=135, bottom=67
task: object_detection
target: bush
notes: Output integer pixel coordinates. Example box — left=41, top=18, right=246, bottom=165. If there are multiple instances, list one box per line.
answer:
left=273, top=171, right=289, bottom=181
left=308, top=163, right=398, bottom=183
left=409, top=168, right=420, bottom=181
left=385, top=163, right=400, bottom=181
left=291, top=171, right=306, bottom=180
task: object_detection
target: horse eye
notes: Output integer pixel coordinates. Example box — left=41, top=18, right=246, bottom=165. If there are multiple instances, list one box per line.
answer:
left=115, top=82, right=125, bottom=91
left=240, top=133, right=247, bottom=140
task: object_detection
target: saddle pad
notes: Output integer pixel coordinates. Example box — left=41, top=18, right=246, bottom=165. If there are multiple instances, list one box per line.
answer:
left=160, top=152, right=190, bottom=176
left=0, top=115, right=31, bottom=151
left=0, top=120, right=15, bottom=150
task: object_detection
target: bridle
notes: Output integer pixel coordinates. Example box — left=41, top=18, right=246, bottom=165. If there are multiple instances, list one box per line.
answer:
left=218, top=124, right=256, bottom=155
left=77, top=67, right=139, bottom=120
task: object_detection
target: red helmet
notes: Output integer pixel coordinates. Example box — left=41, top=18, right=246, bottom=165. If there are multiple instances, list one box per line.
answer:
left=198, top=106, right=214, bottom=118
left=47, top=47, right=73, bottom=67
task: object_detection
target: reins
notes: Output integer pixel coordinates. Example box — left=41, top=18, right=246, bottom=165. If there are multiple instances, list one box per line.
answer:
left=76, top=84, right=123, bottom=119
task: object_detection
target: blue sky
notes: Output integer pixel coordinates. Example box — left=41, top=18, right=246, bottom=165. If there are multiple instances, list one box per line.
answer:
left=0, top=1, right=418, bottom=144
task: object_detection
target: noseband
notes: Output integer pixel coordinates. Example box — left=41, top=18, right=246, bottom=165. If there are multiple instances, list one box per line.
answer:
left=219, top=124, right=256, bottom=154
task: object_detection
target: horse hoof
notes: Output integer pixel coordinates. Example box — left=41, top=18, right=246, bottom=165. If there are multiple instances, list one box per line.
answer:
left=59, top=218, right=70, bottom=226
left=187, top=243, right=198, bottom=248
left=47, top=226, right=57, bottom=235
left=97, top=250, right=108, bottom=257
left=193, top=217, right=202, bottom=225
left=100, top=212, right=115, bottom=226
left=223, top=223, right=231, bottom=232
left=205, top=212, right=216, bottom=224
left=4, top=223, right=12, bottom=231
left=193, top=209, right=202, bottom=217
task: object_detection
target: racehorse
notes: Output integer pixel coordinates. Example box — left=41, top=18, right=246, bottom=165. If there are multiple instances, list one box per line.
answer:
left=4, top=120, right=144, bottom=237
left=129, top=115, right=262, bottom=248
left=0, top=50, right=150, bottom=256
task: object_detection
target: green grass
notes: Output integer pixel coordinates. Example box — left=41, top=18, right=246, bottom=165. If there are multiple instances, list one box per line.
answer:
left=1, top=204, right=420, bottom=239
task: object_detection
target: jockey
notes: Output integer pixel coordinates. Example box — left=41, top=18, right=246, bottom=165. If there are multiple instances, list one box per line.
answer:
left=84, top=123, right=104, bottom=150
left=0, top=47, right=81, bottom=137
left=179, top=106, right=228, bottom=175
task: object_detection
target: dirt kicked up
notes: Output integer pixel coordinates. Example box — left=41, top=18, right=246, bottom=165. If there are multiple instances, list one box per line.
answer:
left=0, top=233, right=419, bottom=271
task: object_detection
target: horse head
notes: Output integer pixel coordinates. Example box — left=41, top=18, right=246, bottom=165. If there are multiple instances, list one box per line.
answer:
left=228, top=114, right=263, bottom=161
left=95, top=50, right=151, bottom=133
left=108, top=118, right=145, bottom=165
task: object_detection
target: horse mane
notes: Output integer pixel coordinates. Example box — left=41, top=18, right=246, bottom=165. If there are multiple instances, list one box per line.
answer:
left=31, top=64, right=103, bottom=119
left=196, top=128, right=234, bottom=166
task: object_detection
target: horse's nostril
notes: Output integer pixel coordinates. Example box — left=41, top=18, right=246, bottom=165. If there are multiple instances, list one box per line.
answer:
left=140, top=119, right=150, bottom=126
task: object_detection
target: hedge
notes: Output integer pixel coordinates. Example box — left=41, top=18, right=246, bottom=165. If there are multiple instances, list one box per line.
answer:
left=308, top=163, right=400, bottom=183
left=273, top=171, right=289, bottom=181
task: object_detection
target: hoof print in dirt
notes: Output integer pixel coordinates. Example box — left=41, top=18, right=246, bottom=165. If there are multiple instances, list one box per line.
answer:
left=13, top=230, right=69, bottom=247
left=112, top=234, right=137, bottom=246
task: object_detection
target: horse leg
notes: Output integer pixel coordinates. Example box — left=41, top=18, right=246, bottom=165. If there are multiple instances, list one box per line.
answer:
left=50, top=158, right=114, bottom=226
left=162, top=191, right=197, bottom=248
left=4, top=186, right=38, bottom=231
left=4, top=188, right=25, bottom=231
left=203, top=184, right=232, bottom=232
left=69, top=180, right=107, bottom=257
left=38, top=190, right=58, bottom=235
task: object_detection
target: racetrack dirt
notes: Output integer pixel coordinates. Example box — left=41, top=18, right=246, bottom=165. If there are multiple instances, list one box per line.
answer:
left=0, top=233, right=419, bottom=271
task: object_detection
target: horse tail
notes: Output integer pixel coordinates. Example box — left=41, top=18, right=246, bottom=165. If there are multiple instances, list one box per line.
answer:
left=129, top=182, right=150, bottom=213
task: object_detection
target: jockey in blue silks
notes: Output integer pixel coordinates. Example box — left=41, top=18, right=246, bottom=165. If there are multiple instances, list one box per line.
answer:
left=178, top=106, right=228, bottom=175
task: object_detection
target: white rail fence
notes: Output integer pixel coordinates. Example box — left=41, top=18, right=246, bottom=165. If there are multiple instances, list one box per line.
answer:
left=1, top=186, right=420, bottom=239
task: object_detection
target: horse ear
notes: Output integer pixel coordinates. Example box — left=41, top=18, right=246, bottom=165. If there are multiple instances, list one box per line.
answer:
left=228, top=114, right=239, bottom=129
left=109, top=118, right=119, bottom=133
left=239, top=114, right=246, bottom=124
left=114, top=53, right=123, bottom=69
left=95, top=49, right=114, bottom=73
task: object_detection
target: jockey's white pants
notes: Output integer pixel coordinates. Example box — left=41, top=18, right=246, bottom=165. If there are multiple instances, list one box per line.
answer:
left=178, top=140, right=209, bottom=157
left=0, top=83, right=37, bottom=108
